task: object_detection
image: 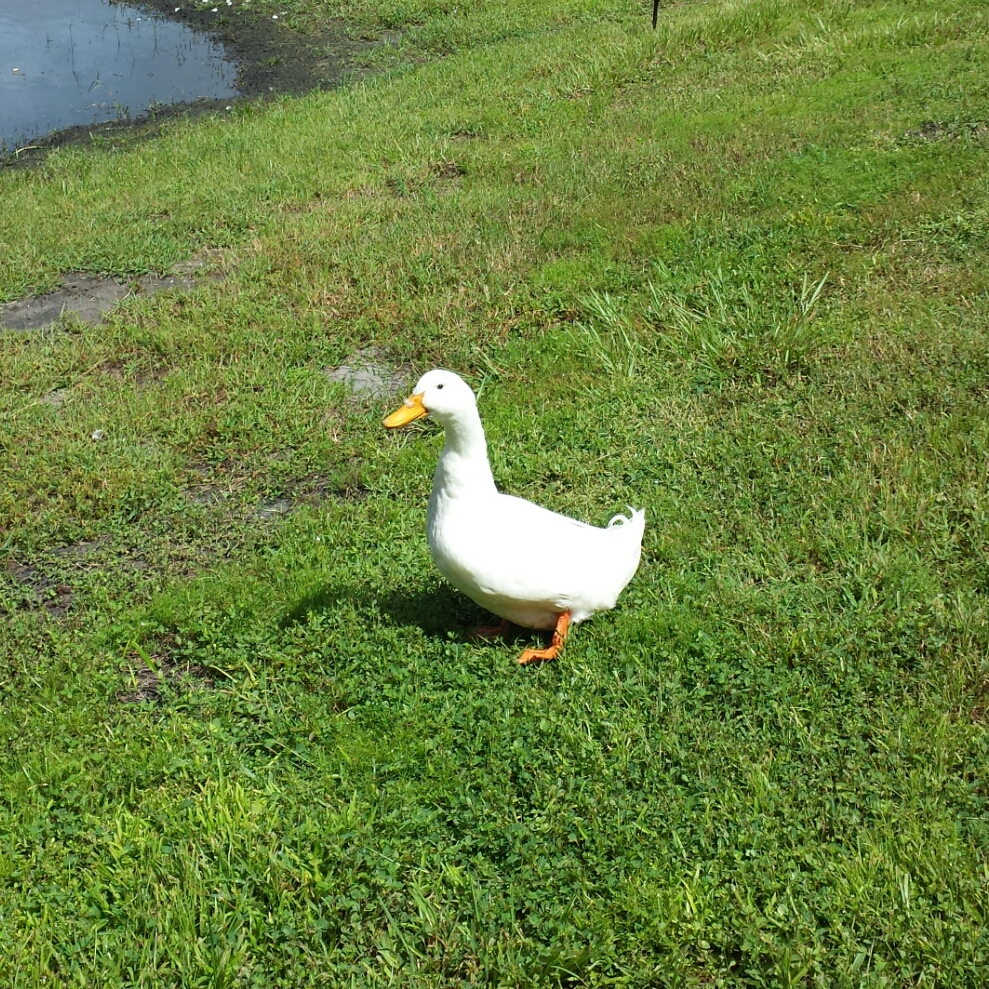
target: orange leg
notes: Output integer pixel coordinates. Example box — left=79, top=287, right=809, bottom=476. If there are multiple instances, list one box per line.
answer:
left=469, top=618, right=512, bottom=641
left=518, top=611, right=571, bottom=666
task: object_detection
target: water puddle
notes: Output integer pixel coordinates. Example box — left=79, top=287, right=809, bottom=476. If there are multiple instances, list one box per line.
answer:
left=1, top=0, right=237, bottom=152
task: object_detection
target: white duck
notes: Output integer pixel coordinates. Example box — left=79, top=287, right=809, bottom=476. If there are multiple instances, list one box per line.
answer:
left=384, top=369, right=645, bottom=664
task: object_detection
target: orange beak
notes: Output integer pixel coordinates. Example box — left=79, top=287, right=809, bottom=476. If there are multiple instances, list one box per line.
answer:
left=383, top=392, right=428, bottom=428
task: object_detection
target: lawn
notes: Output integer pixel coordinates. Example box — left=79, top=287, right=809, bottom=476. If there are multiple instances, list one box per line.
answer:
left=1, top=0, right=988, bottom=985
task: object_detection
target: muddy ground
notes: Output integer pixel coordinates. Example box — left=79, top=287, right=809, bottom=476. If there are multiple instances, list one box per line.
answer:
left=2, top=1, right=399, bottom=168
left=0, top=263, right=209, bottom=332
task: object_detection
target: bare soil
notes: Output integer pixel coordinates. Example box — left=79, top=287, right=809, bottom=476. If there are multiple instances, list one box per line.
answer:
left=0, top=260, right=220, bottom=331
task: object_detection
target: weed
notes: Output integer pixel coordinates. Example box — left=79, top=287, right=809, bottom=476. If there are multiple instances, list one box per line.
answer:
left=567, top=290, right=649, bottom=378
left=647, top=264, right=829, bottom=383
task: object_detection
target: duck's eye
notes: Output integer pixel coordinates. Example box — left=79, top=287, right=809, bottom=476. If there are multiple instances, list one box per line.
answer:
left=436, top=383, right=444, bottom=390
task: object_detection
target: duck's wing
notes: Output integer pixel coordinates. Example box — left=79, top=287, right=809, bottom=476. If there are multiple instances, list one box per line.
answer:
left=457, top=494, right=618, bottom=603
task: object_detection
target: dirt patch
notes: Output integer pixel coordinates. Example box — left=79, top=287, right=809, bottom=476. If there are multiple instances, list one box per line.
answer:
left=3, top=560, right=75, bottom=617
left=431, top=159, right=467, bottom=180
left=183, top=482, right=234, bottom=507
left=51, top=536, right=112, bottom=559
left=255, top=474, right=370, bottom=520
left=3, top=6, right=394, bottom=166
left=324, top=347, right=411, bottom=400
left=180, top=463, right=246, bottom=509
left=50, top=535, right=150, bottom=570
left=970, top=674, right=989, bottom=725
left=119, top=637, right=216, bottom=704
left=903, top=120, right=989, bottom=143
left=0, top=262, right=212, bottom=332
left=257, top=497, right=295, bottom=520
left=1, top=536, right=157, bottom=620
left=178, top=460, right=370, bottom=530
left=289, top=471, right=369, bottom=502
left=40, top=388, right=71, bottom=408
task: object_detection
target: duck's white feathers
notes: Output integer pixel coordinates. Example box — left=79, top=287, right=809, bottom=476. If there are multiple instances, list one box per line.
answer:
left=402, top=369, right=645, bottom=631
left=428, top=486, right=645, bottom=628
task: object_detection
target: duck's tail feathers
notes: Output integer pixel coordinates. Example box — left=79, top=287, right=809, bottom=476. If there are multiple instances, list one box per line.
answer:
left=607, top=506, right=646, bottom=537
left=598, top=507, right=645, bottom=609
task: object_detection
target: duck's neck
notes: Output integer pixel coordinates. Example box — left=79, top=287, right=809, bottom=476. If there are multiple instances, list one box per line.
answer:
left=433, top=407, right=497, bottom=499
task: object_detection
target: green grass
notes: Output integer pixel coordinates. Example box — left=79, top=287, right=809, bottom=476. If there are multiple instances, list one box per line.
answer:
left=2, top=0, right=989, bottom=984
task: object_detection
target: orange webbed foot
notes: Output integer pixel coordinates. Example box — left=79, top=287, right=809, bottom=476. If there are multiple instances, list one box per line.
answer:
left=518, top=611, right=571, bottom=665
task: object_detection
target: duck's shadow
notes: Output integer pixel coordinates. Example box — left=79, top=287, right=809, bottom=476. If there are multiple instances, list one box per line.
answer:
left=280, top=581, right=531, bottom=644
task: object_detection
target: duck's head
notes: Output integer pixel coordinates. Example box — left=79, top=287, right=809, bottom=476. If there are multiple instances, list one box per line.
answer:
left=383, top=369, right=476, bottom=429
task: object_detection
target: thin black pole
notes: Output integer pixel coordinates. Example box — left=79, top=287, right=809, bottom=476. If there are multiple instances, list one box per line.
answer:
left=652, top=0, right=659, bottom=28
